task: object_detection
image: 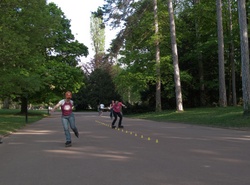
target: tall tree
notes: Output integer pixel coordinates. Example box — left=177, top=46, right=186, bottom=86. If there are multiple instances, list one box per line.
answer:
left=99, top=0, right=244, bottom=109
left=0, top=0, right=53, bottom=111
left=90, top=14, right=105, bottom=54
left=168, top=0, right=183, bottom=111
left=238, top=0, right=250, bottom=115
left=154, top=0, right=162, bottom=112
left=0, top=1, right=88, bottom=112
left=216, top=0, right=227, bottom=107
left=38, top=2, right=88, bottom=103
left=227, top=0, right=237, bottom=106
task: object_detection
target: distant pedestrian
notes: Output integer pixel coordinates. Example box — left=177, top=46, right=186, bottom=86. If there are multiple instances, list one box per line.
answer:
left=99, top=103, right=104, bottom=116
left=52, top=91, right=79, bottom=147
left=109, top=100, right=115, bottom=119
left=111, top=101, right=127, bottom=129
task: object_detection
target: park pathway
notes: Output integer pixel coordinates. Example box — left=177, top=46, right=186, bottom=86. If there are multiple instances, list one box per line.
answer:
left=0, top=111, right=250, bottom=185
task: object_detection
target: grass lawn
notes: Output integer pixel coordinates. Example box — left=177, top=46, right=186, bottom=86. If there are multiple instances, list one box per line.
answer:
left=1, top=106, right=250, bottom=136
left=0, top=109, right=49, bottom=136
left=128, top=106, right=250, bottom=130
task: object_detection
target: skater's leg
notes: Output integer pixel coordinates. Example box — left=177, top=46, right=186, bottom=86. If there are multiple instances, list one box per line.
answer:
left=68, top=113, right=79, bottom=138
left=111, top=112, right=118, bottom=127
left=117, top=112, right=123, bottom=127
left=62, top=116, right=71, bottom=142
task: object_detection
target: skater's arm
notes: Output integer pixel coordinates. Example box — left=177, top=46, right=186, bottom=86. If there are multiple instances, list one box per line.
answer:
left=121, top=103, right=127, bottom=108
left=51, top=102, right=61, bottom=112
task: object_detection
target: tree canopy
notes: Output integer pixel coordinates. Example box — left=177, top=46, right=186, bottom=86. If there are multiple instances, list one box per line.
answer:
left=1, top=0, right=250, bottom=114
left=0, top=1, right=88, bottom=109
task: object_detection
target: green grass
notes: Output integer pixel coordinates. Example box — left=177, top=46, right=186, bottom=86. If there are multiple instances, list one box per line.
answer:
left=128, top=106, right=250, bottom=129
left=0, top=109, right=49, bottom=136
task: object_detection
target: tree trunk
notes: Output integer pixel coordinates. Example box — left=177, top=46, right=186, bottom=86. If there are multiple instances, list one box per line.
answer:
left=247, top=0, right=250, bottom=50
left=168, top=0, right=183, bottom=111
left=216, top=0, right=227, bottom=107
left=21, top=96, right=28, bottom=114
left=3, top=98, right=10, bottom=109
left=154, top=0, right=162, bottom=112
left=228, top=0, right=237, bottom=106
left=238, top=0, right=250, bottom=115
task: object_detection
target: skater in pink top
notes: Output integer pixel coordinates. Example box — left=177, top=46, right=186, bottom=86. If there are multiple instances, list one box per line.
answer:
left=111, top=100, right=127, bottom=129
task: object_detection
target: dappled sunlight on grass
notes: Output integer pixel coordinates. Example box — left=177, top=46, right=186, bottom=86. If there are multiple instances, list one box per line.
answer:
left=128, top=107, right=250, bottom=128
left=0, top=109, right=48, bottom=135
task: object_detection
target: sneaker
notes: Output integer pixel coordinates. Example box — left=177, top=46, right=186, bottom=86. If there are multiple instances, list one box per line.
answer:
left=118, top=125, right=124, bottom=128
left=65, top=141, right=72, bottom=147
left=74, top=131, right=79, bottom=138
left=111, top=125, right=116, bottom=129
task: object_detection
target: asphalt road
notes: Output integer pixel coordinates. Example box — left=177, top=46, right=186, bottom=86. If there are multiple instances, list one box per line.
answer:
left=0, top=111, right=250, bottom=185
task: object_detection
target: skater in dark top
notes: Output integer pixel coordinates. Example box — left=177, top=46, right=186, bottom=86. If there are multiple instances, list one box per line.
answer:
left=52, top=91, right=79, bottom=147
left=111, top=100, right=127, bottom=129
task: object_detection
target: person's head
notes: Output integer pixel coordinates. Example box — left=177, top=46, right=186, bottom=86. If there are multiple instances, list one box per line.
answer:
left=65, top=91, right=72, bottom=99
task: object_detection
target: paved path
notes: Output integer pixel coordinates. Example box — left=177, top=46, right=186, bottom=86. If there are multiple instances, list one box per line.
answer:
left=0, top=112, right=250, bottom=185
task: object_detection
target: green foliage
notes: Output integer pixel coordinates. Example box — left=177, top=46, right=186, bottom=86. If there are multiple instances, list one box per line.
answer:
left=112, top=68, right=142, bottom=103
left=0, top=1, right=88, bottom=108
left=75, top=68, right=120, bottom=110
left=175, top=0, right=242, bottom=107
left=108, top=0, right=180, bottom=107
left=101, top=0, right=245, bottom=109
left=45, top=61, right=84, bottom=94
left=0, top=0, right=51, bottom=98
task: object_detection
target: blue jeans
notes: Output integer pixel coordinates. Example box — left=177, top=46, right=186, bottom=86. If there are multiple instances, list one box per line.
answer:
left=61, top=113, right=78, bottom=142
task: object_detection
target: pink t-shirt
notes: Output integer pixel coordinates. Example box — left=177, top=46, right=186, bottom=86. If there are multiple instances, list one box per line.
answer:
left=112, top=102, right=123, bottom=113
left=59, top=100, right=73, bottom=116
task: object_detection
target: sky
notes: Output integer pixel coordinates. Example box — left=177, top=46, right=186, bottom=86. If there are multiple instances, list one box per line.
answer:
left=46, top=0, right=118, bottom=64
